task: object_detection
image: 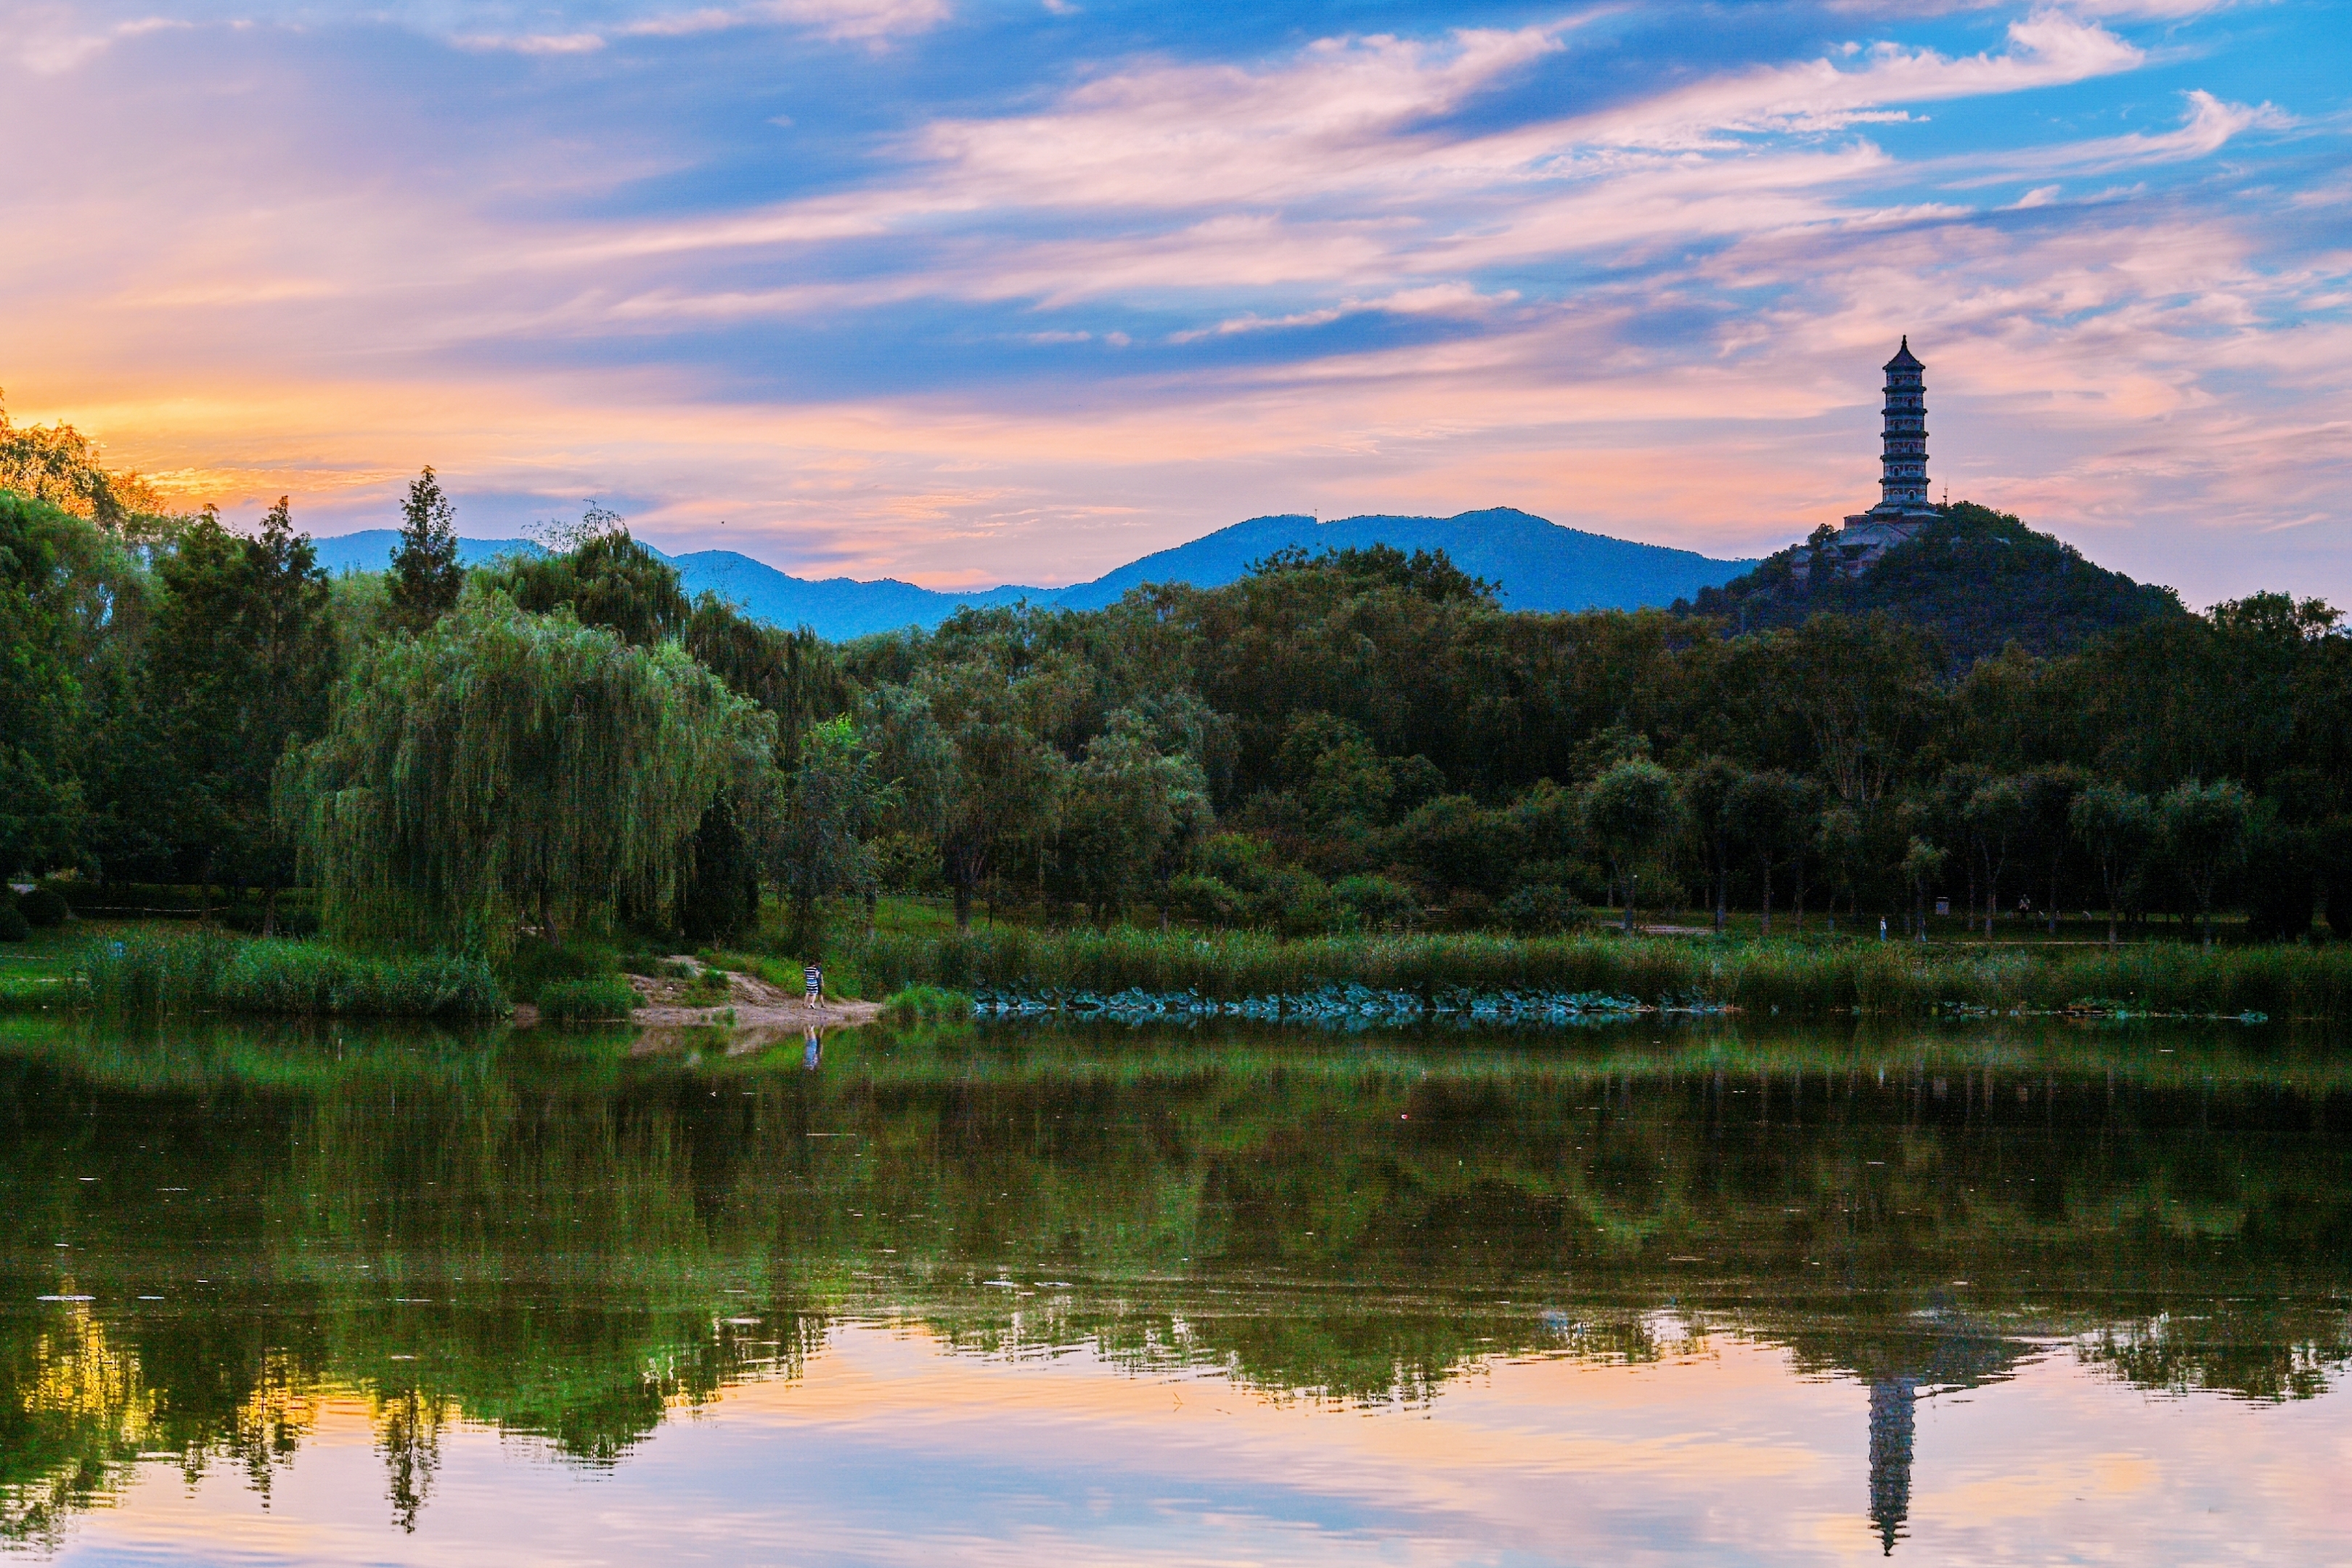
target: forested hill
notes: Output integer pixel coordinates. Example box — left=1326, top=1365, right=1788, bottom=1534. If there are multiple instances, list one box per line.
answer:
left=309, top=507, right=1756, bottom=639
left=1053, top=508, right=1755, bottom=613
left=310, top=530, right=535, bottom=572
left=1674, top=502, right=2185, bottom=663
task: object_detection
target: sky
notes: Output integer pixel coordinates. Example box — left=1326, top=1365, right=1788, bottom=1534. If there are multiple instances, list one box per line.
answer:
left=1, top=0, right=2345, bottom=604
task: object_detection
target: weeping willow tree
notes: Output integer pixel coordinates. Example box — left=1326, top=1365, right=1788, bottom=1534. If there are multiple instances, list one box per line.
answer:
left=277, top=595, right=774, bottom=950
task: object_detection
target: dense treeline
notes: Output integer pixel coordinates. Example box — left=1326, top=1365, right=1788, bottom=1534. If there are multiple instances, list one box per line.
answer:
left=4, top=401, right=2349, bottom=953
left=837, top=542, right=2352, bottom=946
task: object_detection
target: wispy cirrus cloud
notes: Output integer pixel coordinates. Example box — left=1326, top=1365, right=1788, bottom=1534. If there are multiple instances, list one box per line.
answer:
left=483, top=7, right=2170, bottom=346
left=804, top=11, right=2145, bottom=221
left=455, top=0, right=948, bottom=51
left=1942, top=88, right=2290, bottom=184
left=1169, top=283, right=1523, bottom=343
left=910, top=22, right=1572, bottom=209
left=1561, top=10, right=2143, bottom=148
left=452, top=30, right=609, bottom=53
left=5, top=7, right=188, bottom=73
left=541, top=9, right=2152, bottom=306
left=15, top=0, right=947, bottom=65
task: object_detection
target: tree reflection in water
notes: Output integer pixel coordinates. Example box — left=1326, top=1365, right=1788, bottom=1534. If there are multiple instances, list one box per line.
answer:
left=0, top=1011, right=2347, bottom=1551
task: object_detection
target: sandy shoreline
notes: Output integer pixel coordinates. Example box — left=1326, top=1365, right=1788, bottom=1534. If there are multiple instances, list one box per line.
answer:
left=628, top=998, right=881, bottom=1028
left=508, top=958, right=883, bottom=1034
left=627, top=959, right=881, bottom=1030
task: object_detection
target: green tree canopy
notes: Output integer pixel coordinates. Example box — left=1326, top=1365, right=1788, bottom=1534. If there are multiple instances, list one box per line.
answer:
left=775, top=716, right=891, bottom=947
left=2018, top=766, right=2088, bottom=934
left=1899, top=836, right=1947, bottom=939
left=1765, top=613, right=1944, bottom=810
left=1678, top=757, right=1746, bottom=934
left=673, top=793, right=756, bottom=944
left=1278, top=713, right=1395, bottom=830
left=1583, top=759, right=1681, bottom=932
left=139, top=500, right=336, bottom=897
left=1961, top=775, right=2028, bottom=936
left=1050, top=719, right=1212, bottom=923
left=0, top=391, right=176, bottom=536
left=1249, top=542, right=1499, bottom=606
left=0, top=494, right=102, bottom=874
left=1680, top=501, right=2186, bottom=665
left=683, top=595, right=850, bottom=769
left=1728, top=769, right=1819, bottom=934
left=913, top=663, right=1067, bottom=927
left=2159, top=778, right=2252, bottom=950
left=2070, top=782, right=2155, bottom=947
left=485, top=519, right=691, bottom=648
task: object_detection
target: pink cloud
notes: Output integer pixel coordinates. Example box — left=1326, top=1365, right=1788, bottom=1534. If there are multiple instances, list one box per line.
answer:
left=519, top=14, right=2151, bottom=317
left=1561, top=12, right=2142, bottom=150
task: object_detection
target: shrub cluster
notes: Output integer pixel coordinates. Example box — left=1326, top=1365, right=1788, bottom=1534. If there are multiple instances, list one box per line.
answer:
left=17, top=889, right=68, bottom=928
left=497, top=939, right=621, bottom=1004
left=1164, top=836, right=1434, bottom=934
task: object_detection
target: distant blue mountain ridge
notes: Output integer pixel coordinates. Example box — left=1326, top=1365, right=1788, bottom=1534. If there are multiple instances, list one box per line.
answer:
left=306, top=508, right=1760, bottom=642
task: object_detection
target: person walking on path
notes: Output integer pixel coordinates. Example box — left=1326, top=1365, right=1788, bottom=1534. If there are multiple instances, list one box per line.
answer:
left=804, top=963, right=823, bottom=1007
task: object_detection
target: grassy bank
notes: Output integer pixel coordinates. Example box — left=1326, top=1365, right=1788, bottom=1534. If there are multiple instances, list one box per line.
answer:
left=0, top=913, right=88, bottom=1010
left=31, top=916, right=2348, bottom=1024
left=75, top=930, right=505, bottom=1019
left=841, top=927, right=2352, bottom=1019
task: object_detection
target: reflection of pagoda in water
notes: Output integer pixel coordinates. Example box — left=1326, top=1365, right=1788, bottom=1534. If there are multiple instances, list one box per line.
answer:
left=1869, top=1376, right=1918, bottom=1554
left=1786, top=1311, right=2033, bottom=1556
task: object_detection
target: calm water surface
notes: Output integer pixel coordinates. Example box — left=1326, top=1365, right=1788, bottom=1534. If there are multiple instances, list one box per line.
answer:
left=0, top=1013, right=2346, bottom=1564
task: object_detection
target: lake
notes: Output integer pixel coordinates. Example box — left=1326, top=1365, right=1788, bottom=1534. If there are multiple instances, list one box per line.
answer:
left=0, top=1012, right=2345, bottom=1564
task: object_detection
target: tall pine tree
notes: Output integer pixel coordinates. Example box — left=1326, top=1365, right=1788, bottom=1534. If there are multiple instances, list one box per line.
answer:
left=388, top=466, right=463, bottom=633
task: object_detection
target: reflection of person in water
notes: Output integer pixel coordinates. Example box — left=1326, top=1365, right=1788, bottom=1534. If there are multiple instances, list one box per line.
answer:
left=803, top=1027, right=822, bottom=1071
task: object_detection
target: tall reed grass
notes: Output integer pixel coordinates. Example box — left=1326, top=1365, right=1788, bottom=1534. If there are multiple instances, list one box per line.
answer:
left=839, top=927, right=2352, bottom=1018
left=75, top=931, right=505, bottom=1019
left=535, top=976, right=639, bottom=1022
left=879, top=984, right=973, bottom=1026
